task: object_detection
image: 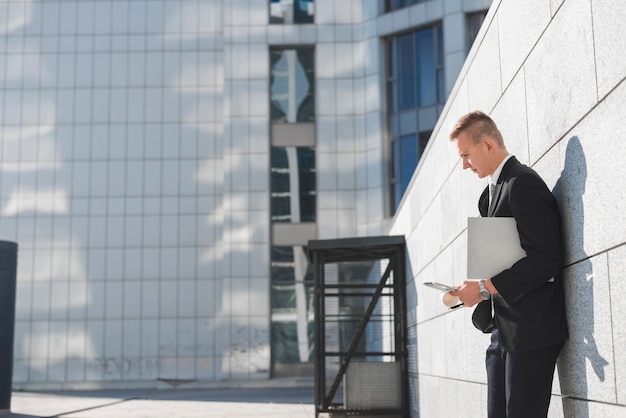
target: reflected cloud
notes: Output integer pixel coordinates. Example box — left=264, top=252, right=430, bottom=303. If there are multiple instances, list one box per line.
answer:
left=2, top=125, right=49, bottom=142
left=30, top=328, right=95, bottom=362
left=2, top=189, right=68, bottom=215
left=0, top=1, right=33, bottom=34
left=163, top=2, right=191, bottom=36
left=197, top=159, right=223, bottom=187
left=0, top=161, right=60, bottom=173
left=199, top=247, right=220, bottom=265
left=29, top=243, right=86, bottom=284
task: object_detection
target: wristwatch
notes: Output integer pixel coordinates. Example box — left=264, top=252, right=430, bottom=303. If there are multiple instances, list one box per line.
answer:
left=479, top=279, right=491, bottom=300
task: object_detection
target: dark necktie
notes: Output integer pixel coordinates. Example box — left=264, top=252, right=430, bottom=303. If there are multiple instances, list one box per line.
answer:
left=489, top=182, right=496, bottom=206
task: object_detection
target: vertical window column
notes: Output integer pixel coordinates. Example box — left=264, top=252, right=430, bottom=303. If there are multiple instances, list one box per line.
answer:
left=269, top=47, right=316, bottom=376
left=386, top=25, right=444, bottom=212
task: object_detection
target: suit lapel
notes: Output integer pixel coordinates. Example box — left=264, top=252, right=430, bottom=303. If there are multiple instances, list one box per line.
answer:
left=487, top=156, right=519, bottom=217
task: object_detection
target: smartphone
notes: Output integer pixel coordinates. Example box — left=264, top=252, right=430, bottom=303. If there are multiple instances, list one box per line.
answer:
left=423, top=282, right=457, bottom=292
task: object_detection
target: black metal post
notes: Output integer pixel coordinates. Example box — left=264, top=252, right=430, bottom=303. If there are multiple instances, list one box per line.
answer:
left=0, top=241, right=18, bottom=413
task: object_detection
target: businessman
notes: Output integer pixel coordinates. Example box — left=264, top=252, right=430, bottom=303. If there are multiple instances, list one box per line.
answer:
left=449, top=111, right=568, bottom=418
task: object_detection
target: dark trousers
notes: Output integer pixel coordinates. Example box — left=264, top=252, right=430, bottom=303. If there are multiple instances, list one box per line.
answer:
left=486, top=329, right=563, bottom=418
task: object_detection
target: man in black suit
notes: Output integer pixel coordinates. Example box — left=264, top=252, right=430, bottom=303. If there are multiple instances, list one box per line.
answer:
left=449, top=111, right=568, bottom=418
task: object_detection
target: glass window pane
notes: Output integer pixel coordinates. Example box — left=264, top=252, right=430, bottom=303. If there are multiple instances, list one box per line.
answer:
left=270, top=49, right=287, bottom=123
left=271, top=321, right=314, bottom=362
left=270, top=146, right=316, bottom=223
left=269, top=0, right=314, bottom=24
left=387, top=25, right=444, bottom=213
left=271, top=147, right=292, bottom=222
left=416, top=28, right=436, bottom=106
left=392, top=138, right=402, bottom=209
left=467, top=11, right=487, bottom=52
left=272, top=245, right=295, bottom=263
left=436, top=26, right=445, bottom=103
left=400, top=134, right=418, bottom=193
left=271, top=245, right=315, bottom=363
left=294, top=0, right=314, bottom=23
left=272, top=322, right=300, bottom=361
left=269, top=0, right=284, bottom=23
left=296, top=49, right=315, bottom=122
left=297, top=148, right=316, bottom=222
left=272, top=284, right=296, bottom=309
left=270, top=48, right=315, bottom=124
left=397, top=33, right=416, bottom=110
left=418, top=130, right=431, bottom=158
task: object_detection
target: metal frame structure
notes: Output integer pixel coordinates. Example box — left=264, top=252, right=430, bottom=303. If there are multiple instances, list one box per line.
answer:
left=307, top=236, right=408, bottom=417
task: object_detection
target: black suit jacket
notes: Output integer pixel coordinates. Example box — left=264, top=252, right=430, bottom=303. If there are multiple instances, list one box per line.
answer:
left=479, top=156, right=568, bottom=353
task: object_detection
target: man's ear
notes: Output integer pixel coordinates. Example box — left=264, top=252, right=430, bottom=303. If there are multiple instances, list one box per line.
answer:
left=484, top=137, right=494, bottom=152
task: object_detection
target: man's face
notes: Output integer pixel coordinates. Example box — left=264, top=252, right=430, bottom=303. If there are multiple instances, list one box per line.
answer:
left=455, top=131, right=492, bottom=179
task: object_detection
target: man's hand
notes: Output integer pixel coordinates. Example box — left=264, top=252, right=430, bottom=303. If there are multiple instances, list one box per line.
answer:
left=450, top=280, right=483, bottom=307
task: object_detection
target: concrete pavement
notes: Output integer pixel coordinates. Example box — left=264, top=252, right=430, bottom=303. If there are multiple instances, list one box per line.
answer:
left=6, top=379, right=315, bottom=418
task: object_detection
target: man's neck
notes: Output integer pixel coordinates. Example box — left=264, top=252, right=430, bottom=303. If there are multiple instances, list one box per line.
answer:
left=489, top=152, right=511, bottom=181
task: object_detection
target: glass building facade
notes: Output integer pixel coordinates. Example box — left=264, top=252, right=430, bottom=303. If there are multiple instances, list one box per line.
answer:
left=0, top=0, right=490, bottom=389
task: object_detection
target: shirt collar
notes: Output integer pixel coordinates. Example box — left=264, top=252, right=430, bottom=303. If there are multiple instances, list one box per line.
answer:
left=489, top=154, right=513, bottom=185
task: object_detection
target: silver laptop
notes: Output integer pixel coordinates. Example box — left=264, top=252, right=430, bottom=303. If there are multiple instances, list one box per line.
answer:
left=467, top=217, right=526, bottom=280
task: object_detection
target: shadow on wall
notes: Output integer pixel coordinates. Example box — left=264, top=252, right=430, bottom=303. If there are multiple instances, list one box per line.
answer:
left=552, top=136, right=609, bottom=418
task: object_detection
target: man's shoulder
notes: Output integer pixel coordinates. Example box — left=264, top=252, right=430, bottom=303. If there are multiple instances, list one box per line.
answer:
left=504, top=158, right=541, bottom=179
left=504, top=163, right=553, bottom=199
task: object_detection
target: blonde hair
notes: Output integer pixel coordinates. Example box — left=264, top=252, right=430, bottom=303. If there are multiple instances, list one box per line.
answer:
left=449, top=110, right=504, bottom=147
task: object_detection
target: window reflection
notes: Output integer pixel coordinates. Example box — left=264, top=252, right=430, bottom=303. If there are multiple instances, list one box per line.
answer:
left=269, top=46, right=316, bottom=374
left=270, top=48, right=315, bottom=124
left=398, top=33, right=416, bottom=111
left=391, top=131, right=431, bottom=209
left=416, top=28, right=436, bottom=106
left=271, top=146, right=316, bottom=223
left=269, top=0, right=315, bottom=24
left=467, top=11, right=488, bottom=52
left=270, top=246, right=314, bottom=363
left=387, top=25, right=443, bottom=212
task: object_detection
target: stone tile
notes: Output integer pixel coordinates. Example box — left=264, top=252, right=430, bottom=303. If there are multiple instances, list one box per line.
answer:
left=497, top=0, right=551, bottom=87
left=608, top=245, right=626, bottom=405
left=467, top=15, right=502, bottom=112
left=559, top=396, right=626, bottom=418
left=556, top=79, right=626, bottom=260
left=525, top=0, right=596, bottom=162
left=591, top=0, right=626, bottom=99
left=491, top=71, right=530, bottom=164
left=559, top=254, right=616, bottom=404
left=444, top=50, right=467, bottom=96
left=550, top=0, right=565, bottom=16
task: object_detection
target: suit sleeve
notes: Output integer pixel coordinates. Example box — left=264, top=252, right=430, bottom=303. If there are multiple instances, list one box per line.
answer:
left=490, top=173, right=563, bottom=306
